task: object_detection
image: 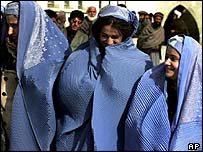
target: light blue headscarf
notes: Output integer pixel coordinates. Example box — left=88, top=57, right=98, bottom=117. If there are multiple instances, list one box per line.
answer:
left=124, top=34, right=202, bottom=151
left=98, top=5, right=139, bottom=36
left=168, top=34, right=183, bottom=54
left=8, top=1, right=70, bottom=151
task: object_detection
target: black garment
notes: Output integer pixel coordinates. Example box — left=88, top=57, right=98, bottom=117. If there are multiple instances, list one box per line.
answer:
left=0, top=43, right=16, bottom=71
left=166, top=80, right=178, bottom=125
left=1, top=104, right=9, bottom=151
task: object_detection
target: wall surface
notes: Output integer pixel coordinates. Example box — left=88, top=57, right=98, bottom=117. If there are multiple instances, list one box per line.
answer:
left=1, top=1, right=202, bottom=44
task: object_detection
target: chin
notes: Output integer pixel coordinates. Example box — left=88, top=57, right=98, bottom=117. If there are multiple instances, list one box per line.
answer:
left=165, top=73, right=173, bottom=79
left=166, top=75, right=177, bottom=81
left=87, top=15, right=97, bottom=21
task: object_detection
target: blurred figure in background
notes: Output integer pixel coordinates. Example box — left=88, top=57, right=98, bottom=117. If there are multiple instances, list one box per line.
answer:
left=1, top=4, right=17, bottom=151
left=70, top=6, right=97, bottom=51
left=45, top=9, right=57, bottom=24
left=134, top=11, right=148, bottom=38
left=65, top=10, right=84, bottom=47
left=169, top=18, right=189, bottom=38
left=148, top=13, right=154, bottom=22
left=1, top=5, right=11, bottom=151
left=117, top=3, right=127, bottom=8
left=144, top=12, right=153, bottom=23
left=56, top=10, right=67, bottom=37
left=137, top=12, right=165, bottom=66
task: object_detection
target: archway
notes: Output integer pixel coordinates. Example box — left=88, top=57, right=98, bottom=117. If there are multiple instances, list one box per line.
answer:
left=163, top=5, right=199, bottom=44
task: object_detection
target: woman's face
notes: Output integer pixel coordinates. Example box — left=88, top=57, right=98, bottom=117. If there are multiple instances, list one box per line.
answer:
left=99, top=24, right=123, bottom=48
left=6, top=14, right=19, bottom=44
left=164, top=45, right=180, bottom=81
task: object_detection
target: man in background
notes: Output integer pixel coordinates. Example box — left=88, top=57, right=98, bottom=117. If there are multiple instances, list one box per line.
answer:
left=45, top=9, right=57, bottom=24
left=70, top=6, right=97, bottom=51
left=65, top=10, right=84, bottom=46
left=134, top=11, right=148, bottom=38
left=56, top=10, right=67, bottom=37
left=137, top=12, right=165, bottom=66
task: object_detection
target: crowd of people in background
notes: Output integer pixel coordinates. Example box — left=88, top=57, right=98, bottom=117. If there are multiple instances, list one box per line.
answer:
left=0, top=1, right=202, bottom=151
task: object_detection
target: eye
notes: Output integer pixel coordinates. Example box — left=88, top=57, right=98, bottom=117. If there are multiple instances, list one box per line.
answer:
left=165, top=55, right=179, bottom=62
left=170, top=56, right=178, bottom=62
left=9, top=23, right=18, bottom=29
left=111, top=35, right=119, bottom=39
left=72, top=20, right=82, bottom=24
left=165, top=55, right=169, bottom=60
left=101, top=33, right=108, bottom=39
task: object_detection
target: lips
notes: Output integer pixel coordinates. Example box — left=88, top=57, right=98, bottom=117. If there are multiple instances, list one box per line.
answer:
left=165, top=66, right=174, bottom=71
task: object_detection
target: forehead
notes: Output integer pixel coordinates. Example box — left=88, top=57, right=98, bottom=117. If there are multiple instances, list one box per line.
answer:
left=6, top=14, right=18, bottom=23
left=88, top=7, right=96, bottom=12
left=154, top=16, right=162, bottom=20
left=71, top=17, right=82, bottom=21
left=101, top=25, right=120, bottom=34
left=166, top=46, right=180, bottom=56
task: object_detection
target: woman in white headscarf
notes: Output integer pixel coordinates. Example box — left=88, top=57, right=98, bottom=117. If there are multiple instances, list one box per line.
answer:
left=53, top=5, right=153, bottom=151
left=125, top=34, right=202, bottom=151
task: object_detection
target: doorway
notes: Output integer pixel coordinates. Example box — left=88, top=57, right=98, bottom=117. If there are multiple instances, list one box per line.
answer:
left=163, top=5, right=199, bottom=44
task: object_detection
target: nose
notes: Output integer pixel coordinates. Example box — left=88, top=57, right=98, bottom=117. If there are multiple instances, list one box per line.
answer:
left=8, top=26, right=13, bottom=36
left=106, top=37, right=114, bottom=45
left=164, top=58, right=171, bottom=66
left=75, top=22, right=79, bottom=26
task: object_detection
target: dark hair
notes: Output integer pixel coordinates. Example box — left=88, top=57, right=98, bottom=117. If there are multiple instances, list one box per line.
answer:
left=45, top=9, right=57, bottom=18
left=69, top=10, right=84, bottom=22
left=92, top=16, right=134, bottom=43
left=0, top=6, right=8, bottom=45
left=138, top=11, right=147, bottom=15
left=149, top=13, right=153, bottom=17
left=170, top=19, right=189, bottom=36
left=117, top=4, right=127, bottom=8
left=154, top=12, right=164, bottom=19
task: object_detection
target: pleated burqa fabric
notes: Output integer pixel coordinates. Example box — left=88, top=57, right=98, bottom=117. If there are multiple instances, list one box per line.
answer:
left=53, top=5, right=154, bottom=151
left=125, top=35, right=202, bottom=151
left=9, top=1, right=70, bottom=151
left=54, top=34, right=153, bottom=150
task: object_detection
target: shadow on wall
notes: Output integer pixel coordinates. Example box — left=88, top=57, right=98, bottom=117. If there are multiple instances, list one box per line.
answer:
left=164, top=5, right=200, bottom=44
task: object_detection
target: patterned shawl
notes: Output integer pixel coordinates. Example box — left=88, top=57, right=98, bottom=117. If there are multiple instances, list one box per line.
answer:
left=8, top=1, right=70, bottom=151
left=124, top=35, right=202, bottom=151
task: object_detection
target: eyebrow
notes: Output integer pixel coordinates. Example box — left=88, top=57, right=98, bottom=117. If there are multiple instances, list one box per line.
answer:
left=101, top=32, right=120, bottom=37
left=165, top=54, right=180, bottom=59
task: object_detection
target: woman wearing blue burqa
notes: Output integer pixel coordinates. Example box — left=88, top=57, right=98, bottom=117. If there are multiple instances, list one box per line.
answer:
left=125, top=34, right=202, bottom=151
left=53, top=5, right=153, bottom=151
left=5, top=1, right=70, bottom=151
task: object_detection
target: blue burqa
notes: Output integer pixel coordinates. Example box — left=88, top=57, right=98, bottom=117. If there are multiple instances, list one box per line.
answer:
left=53, top=5, right=153, bottom=151
left=125, top=35, right=202, bottom=151
left=9, top=1, right=70, bottom=151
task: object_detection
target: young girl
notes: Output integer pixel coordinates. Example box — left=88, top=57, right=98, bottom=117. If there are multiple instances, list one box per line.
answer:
left=125, top=34, right=202, bottom=151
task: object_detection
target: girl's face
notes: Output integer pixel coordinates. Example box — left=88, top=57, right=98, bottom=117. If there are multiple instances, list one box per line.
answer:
left=99, top=24, right=123, bottom=48
left=164, top=46, right=180, bottom=81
